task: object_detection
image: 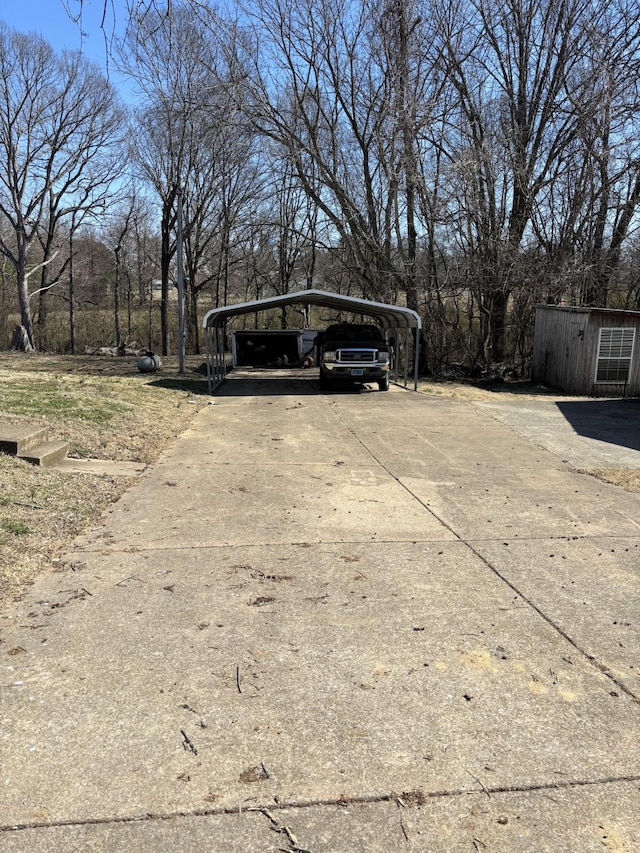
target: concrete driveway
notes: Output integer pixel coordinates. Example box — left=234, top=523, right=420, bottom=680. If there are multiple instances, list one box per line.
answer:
left=1, top=372, right=639, bottom=851
left=470, top=391, right=640, bottom=469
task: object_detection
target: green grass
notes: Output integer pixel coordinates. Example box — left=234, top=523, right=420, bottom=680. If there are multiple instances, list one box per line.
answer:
left=0, top=378, right=131, bottom=424
left=0, top=519, right=31, bottom=536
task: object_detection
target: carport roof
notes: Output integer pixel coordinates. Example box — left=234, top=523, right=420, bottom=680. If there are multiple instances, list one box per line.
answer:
left=202, top=289, right=421, bottom=330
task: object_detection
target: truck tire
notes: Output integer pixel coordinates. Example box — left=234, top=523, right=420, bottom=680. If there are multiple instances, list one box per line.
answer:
left=378, top=374, right=390, bottom=391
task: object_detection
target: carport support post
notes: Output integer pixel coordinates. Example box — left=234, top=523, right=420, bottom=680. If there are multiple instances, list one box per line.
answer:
left=217, top=326, right=225, bottom=386
left=404, top=331, right=410, bottom=387
left=205, top=327, right=212, bottom=394
left=413, top=328, right=419, bottom=391
left=176, top=190, right=186, bottom=375
left=394, top=332, right=400, bottom=383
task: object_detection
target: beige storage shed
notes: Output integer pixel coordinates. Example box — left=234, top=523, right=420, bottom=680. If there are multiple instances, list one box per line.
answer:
left=532, top=306, right=640, bottom=397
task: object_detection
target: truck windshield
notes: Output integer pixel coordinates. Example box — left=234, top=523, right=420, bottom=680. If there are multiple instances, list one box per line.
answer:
left=325, top=325, right=383, bottom=342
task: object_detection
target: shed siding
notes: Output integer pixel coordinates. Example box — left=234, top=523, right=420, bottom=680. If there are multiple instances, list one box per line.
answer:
left=532, top=307, right=590, bottom=393
left=532, top=306, right=640, bottom=397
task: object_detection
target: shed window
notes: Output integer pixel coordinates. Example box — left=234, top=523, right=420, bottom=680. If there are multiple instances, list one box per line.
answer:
left=595, top=328, right=635, bottom=383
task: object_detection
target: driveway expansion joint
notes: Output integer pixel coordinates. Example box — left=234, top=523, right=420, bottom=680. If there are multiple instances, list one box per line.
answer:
left=2, top=775, right=640, bottom=835
left=331, top=409, right=640, bottom=704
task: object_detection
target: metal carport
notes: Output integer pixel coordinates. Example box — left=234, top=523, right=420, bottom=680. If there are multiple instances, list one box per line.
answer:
left=202, top=288, right=422, bottom=393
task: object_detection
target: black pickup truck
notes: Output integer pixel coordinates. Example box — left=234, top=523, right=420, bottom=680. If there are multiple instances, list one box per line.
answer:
left=318, top=323, right=391, bottom=391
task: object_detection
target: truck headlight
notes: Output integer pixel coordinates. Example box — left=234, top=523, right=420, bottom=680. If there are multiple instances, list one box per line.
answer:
left=378, top=352, right=390, bottom=364
left=322, top=350, right=336, bottom=363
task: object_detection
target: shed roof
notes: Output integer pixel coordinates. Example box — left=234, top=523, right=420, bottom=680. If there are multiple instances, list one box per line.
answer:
left=202, top=289, right=422, bottom=330
left=535, top=305, right=640, bottom=319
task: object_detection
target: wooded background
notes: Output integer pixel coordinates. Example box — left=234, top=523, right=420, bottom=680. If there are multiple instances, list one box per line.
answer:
left=2, top=0, right=640, bottom=374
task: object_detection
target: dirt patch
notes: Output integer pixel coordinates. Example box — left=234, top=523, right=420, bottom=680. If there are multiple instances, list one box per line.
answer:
left=0, top=351, right=209, bottom=607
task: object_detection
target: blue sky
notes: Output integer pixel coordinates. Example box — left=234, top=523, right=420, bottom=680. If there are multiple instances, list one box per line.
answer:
left=0, top=0, right=129, bottom=65
left=0, top=0, right=137, bottom=99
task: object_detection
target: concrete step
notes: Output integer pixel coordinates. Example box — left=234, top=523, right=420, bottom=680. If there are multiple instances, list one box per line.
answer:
left=17, top=440, right=70, bottom=468
left=0, top=424, right=49, bottom=456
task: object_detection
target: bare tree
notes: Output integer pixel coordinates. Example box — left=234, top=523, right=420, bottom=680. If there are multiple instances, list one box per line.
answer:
left=254, top=150, right=321, bottom=326
left=535, top=0, right=640, bottom=306
left=123, top=4, right=239, bottom=353
left=233, top=0, right=408, bottom=300
left=180, top=84, right=261, bottom=350
left=48, top=0, right=640, bottom=373
left=0, top=25, right=124, bottom=349
left=430, top=0, right=592, bottom=363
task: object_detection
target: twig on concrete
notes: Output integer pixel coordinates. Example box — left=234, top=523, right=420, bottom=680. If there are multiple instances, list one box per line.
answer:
left=467, top=771, right=490, bottom=797
left=236, top=665, right=242, bottom=693
left=114, top=574, right=140, bottom=587
left=251, top=807, right=311, bottom=853
left=180, top=729, right=198, bottom=755
left=399, top=815, right=409, bottom=842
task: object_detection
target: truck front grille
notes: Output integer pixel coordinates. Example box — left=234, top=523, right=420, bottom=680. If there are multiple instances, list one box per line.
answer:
left=337, top=349, right=377, bottom=362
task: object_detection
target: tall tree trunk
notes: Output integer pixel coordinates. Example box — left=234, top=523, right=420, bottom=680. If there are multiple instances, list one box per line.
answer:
left=69, top=229, right=76, bottom=354
left=114, top=247, right=122, bottom=348
left=160, top=192, right=176, bottom=356
left=17, top=241, right=35, bottom=350
left=36, top=286, right=48, bottom=350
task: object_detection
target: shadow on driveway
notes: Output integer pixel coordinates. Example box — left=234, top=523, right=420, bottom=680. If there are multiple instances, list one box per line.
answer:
left=215, top=376, right=320, bottom=396
left=556, top=398, right=640, bottom=452
left=161, top=368, right=386, bottom=397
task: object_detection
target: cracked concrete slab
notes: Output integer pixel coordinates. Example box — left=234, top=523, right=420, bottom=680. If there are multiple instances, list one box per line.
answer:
left=470, top=536, right=640, bottom=699
left=1, top=377, right=639, bottom=851
left=76, top=461, right=455, bottom=549
left=2, top=539, right=637, bottom=827
left=400, top=467, right=640, bottom=540
left=1, top=782, right=639, bottom=852
left=471, top=395, right=640, bottom=469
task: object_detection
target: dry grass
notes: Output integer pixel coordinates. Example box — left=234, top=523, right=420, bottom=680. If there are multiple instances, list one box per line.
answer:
left=417, top=377, right=559, bottom=403
left=578, top=468, right=640, bottom=492
left=0, top=352, right=209, bottom=607
left=0, top=456, right=126, bottom=605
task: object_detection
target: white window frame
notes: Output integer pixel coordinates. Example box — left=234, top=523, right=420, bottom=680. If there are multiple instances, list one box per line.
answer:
left=595, top=327, right=636, bottom=384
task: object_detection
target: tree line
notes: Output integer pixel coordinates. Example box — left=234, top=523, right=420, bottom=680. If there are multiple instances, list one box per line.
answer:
left=1, top=0, right=640, bottom=372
